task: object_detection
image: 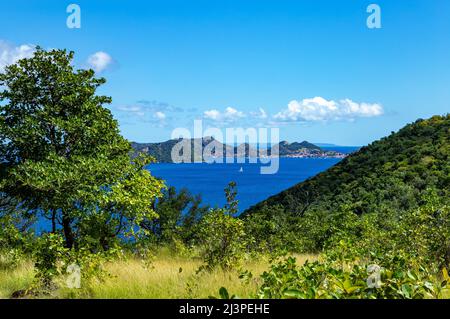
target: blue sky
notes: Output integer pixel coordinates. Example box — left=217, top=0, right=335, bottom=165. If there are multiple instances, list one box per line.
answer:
left=1, top=0, right=449, bottom=145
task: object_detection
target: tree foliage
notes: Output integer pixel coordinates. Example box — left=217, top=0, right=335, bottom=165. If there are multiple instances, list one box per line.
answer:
left=140, top=186, right=209, bottom=247
left=0, top=48, right=163, bottom=250
left=198, top=182, right=247, bottom=271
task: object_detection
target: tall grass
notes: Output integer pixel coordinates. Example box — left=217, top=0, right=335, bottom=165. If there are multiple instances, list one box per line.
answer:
left=0, top=252, right=316, bottom=299
left=0, top=261, right=35, bottom=298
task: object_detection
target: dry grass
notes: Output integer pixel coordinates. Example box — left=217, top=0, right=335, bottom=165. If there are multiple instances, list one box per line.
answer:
left=0, top=261, right=35, bottom=299
left=0, top=253, right=317, bottom=299
left=61, top=252, right=317, bottom=299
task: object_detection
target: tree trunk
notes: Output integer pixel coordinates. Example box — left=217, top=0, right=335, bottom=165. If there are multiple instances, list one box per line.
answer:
left=62, top=212, right=75, bottom=249
left=51, top=209, right=56, bottom=233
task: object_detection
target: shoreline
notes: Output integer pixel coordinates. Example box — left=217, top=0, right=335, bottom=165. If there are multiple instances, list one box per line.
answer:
left=150, top=154, right=348, bottom=164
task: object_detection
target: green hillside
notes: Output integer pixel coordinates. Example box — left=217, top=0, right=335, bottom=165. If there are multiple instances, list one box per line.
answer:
left=245, top=114, right=450, bottom=218
left=131, top=139, right=181, bottom=163
left=277, top=140, right=322, bottom=154
left=242, top=115, right=450, bottom=238
left=242, top=114, right=449, bottom=259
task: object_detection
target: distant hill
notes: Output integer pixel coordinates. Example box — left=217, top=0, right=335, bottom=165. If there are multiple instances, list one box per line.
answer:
left=244, top=114, right=450, bottom=217
left=131, top=138, right=346, bottom=163
left=131, top=140, right=179, bottom=163
left=131, top=137, right=240, bottom=163
left=278, top=140, right=321, bottom=153
left=313, top=143, right=339, bottom=147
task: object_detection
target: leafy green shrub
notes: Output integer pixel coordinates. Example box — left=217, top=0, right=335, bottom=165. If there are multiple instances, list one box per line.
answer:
left=198, top=208, right=247, bottom=271
left=32, top=233, right=116, bottom=295
left=197, top=182, right=248, bottom=271
left=139, top=186, right=209, bottom=249
left=0, top=209, right=34, bottom=270
left=0, top=248, right=24, bottom=270
left=257, top=255, right=448, bottom=299
left=209, top=287, right=238, bottom=299
left=33, top=233, right=68, bottom=291
left=244, top=204, right=302, bottom=254
left=252, top=193, right=448, bottom=299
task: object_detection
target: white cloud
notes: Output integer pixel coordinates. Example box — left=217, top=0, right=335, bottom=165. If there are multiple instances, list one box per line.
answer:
left=115, top=100, right=180, bottom=119
left=203, top=107, right=245, bottom=122
left=250, top=107, right=268, bottom=119
left=115, top=102, right=168, bottom=126
left=274, top=97, right=383, bottom=122
left=0, top=43, right=114, bottom=74
left=87, top=51, right=113, bottom=73
left=204, top=109, right=221, bottom=120
left=0, top=41, right=35, bottom=72
left=116, top=105, right=145, bottom=117
left=154, top=111, right=166, bottom=120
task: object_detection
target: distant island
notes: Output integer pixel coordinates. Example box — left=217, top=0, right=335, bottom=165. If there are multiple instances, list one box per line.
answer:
left=313, top=143, right=340, bottom=147
left=131, top=137, right=348, bottom=163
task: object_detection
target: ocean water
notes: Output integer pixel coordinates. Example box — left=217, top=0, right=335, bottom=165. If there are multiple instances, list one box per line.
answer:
left=34, top=147, right=358, bottom=230
left=148, top=146, right=359, bottom=213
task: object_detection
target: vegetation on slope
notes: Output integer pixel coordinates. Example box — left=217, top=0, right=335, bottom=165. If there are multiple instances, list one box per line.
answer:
left=246, top=115, right=449, bottom=217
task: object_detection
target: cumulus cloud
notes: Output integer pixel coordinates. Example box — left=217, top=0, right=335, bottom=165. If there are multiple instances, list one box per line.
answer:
left=0, top=41, right=35, bottom=72
left=0, top=42, right=115, bottom=74
left=274, top=97, right=383, bottom=122
left=203, top=109, right=220, bottom=120
left=203, top=107, right=246, bottom=122
left=87, top=51, right=113, bottom=73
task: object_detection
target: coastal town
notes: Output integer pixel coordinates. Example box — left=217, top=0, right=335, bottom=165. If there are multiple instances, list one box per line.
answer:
left=281, top=149, right=348, bottom=159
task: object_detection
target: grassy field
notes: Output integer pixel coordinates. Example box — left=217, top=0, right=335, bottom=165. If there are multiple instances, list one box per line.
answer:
left=0, top=252, right=316, bottom=299
left=0, top=261, right=35, bottom=299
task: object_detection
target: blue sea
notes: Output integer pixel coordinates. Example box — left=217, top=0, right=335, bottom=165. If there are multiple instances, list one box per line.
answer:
left=148, top=146, right=359, bottom=213
left=35, top=146, right=358, bottom=230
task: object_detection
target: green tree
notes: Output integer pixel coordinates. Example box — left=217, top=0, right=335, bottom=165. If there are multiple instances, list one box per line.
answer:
left=199, top=208, right=246, bottom=271
left=0, top=48, right=163, bottom=250
left=224, top=181, right=238, bottom=215
left=198, top=182, right=246, bottom=271
left=140, top=186, right=209, bottom=246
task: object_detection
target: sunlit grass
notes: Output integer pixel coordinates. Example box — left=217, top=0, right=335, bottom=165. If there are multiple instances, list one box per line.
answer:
left=61, top=252, right=317, bottom=299
left=78, top=257, right=259, bottom=299
left=0, top=252, right=317, bottom=299
left=2, top=253, right=449, bottom=299
left=0, top=261, right=35, bottom=299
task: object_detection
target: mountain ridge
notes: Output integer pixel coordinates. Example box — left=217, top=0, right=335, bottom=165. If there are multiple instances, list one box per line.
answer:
left=131, top=137, right=347, bottom=163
